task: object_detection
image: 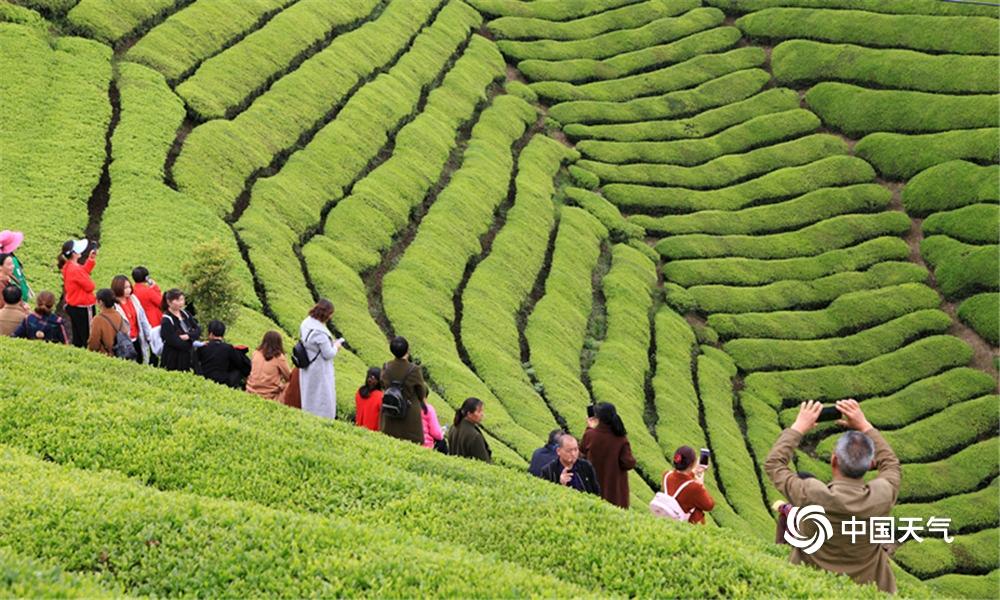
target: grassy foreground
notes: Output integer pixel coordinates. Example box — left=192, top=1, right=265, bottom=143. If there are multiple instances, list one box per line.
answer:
left=0, top=337, right=888, bottom=598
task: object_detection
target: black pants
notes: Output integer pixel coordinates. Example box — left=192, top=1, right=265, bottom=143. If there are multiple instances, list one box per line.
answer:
left=66, top=305, right=95, bottom=348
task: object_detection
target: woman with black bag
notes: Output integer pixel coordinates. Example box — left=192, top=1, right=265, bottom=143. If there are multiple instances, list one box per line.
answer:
left=159, top=288, right=201, bottom=372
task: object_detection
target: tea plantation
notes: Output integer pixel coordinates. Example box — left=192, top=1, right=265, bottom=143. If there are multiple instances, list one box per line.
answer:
left=1, top=0, right=997, bottom=596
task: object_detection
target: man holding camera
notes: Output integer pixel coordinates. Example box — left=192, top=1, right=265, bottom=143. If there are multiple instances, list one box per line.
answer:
left=765, top=399, right=901, bottom=594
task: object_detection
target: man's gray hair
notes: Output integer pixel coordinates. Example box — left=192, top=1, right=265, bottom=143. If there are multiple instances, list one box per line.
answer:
left=835, top=431, right=875, bottom=479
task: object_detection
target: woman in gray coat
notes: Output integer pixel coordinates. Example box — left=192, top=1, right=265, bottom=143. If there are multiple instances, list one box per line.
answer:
left=298, top=299, right=343, bottom=419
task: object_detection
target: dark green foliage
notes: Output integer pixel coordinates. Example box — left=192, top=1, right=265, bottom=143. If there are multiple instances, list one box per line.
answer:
left=636, top=184, right=890, bottom=236
left=772, top=40, right=999, bottom=93
left=565, top=88, right=800, bottom=141
left=581, top=133, right=847, bottom=186
left=726, top=309, right=952, bottom=371
left=897, top=480, right=998, bottom=539
left=548, top=67, right=770, bottom=124
left=519, top=26, right=740, bottom=83
left=921, top=236, right=999, bottom=300
left=896, top=529, right=999, bottom=579
left=688, top=262, right=928, bottom=314
left=897, top=438, right=998, bottom=502
left=855, top=128, right=999, bottom=180
left=708, top=0, right=1000, bottom=17
left=923, top=204, right=1000, bottom=245
left=663, top=237, right=909, bottom=288
left=709, top=283, right=941, bottom=340
left=498, top=7, right=722, bottom=62
left=743, top=335, right=973, bottom=409
left=656, top=212, right=911, bottom=260
left=531, top=47, right=764, bottom=103
left=959, top=293, right=999, bottom=346
left=737, top=8, right=999, bottom=54
left=488, top=0, right=697, bottom=41
left=579, top=109, right=819, bottom=165
left=182, top=238, right=242, bottom=328
left=806, top=82, right=999, bottom=137
left=604, top=155, right=873, bottom=212
left=902, top=161, right=999, bottom=218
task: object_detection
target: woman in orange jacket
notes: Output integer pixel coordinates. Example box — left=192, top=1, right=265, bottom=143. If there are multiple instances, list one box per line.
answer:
left=59, top=239, right=97, bottom=347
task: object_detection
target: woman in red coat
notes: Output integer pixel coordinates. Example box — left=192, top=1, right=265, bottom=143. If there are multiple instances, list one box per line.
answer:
left=59, top=239, right=96, bottom=348
left=581, top=402, right=637, bottom=509
left=663, top=445, right=715, bottom=525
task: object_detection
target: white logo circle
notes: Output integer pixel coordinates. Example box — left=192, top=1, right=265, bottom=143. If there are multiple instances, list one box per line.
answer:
left=785, top=505, right=833, bottom=555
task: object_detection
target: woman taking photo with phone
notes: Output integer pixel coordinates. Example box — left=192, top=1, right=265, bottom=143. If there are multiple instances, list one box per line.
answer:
left=663, top=445, right=716, bottom=525
left=58, top=239, right=97, bottom=347
left=581, top=402, right=636, bottom=509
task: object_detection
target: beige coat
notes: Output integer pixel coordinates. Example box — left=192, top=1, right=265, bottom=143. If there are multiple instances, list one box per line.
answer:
left=246, top=350, right=291, bottom=401
left=765, top=428, right=901, bottom=594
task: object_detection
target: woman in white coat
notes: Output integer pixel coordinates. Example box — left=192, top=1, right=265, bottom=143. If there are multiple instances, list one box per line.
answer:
left=111, top=275, right=153, bottom=363
left=299, top=299, right=343, bottom=419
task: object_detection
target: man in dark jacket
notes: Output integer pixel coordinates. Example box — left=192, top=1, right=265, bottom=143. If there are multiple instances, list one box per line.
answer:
left=529, top=429, right=564, bottom=477
left=379, top=336, right=426, bottom=444
left=541, top=435, right=600, bottom=496
left=196, top=320, right=251, bottom=389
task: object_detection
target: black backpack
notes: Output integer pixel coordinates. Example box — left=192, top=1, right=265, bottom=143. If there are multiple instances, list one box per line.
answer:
left=100, top=313, right=137, bottom=361
left=292, top=330, right=329, bottom=369
left=381, top=362, right=416, bottom=419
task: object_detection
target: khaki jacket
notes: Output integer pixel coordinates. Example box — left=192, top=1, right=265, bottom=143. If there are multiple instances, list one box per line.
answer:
left=379, top=358, right=426, bottom=444
left=765, top=428, right=901, bottom=594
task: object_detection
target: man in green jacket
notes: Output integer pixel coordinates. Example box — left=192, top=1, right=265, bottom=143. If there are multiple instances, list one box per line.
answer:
left=379, top=336, right=426, bottom=444
left=766, top=399, right=901, bottom=594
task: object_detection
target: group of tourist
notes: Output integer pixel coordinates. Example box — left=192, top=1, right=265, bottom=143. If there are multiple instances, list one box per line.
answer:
left=2, top=230, right=904, bottom=594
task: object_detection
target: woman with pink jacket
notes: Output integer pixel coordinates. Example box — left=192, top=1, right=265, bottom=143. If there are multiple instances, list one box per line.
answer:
left=421, top=401, right=445, bottom=451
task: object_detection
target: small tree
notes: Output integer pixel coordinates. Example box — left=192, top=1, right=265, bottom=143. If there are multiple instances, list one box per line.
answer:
left=182, top=238, right=240, bottom=328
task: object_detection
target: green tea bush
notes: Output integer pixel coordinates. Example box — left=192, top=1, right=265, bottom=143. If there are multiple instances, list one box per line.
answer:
left=778, top=368, right=996, bottom=431
left=688, top=262, right=927, bottom=314
left=656, top=212, right=911, bottom=260
left=182, top=238, right=242, bottom=327
left=663, top=237, right=909, bottom=288
left=125, top=0, right=296, bottom=83
left=176, top=0, right=381, bottom=117
left=925, top=571, right=1000, bottom=600
left=725, top=310, right=952, bottom=371
left=0, top=3, right=50, bottom=32
left=743, top=335, right=973, bottom=409
left=855, top=128, right=999, bottom=180
left=697, top=347, right=775, bottom=534
left=897, top=479, right=998, bottom=536
left=525, top=207, right=609, bottom=438
left=896, top=529, right=1000, bottom=579
left=897, top=438, right=998, bottom=502
left=66, top=0, right=178, bottom=44
left=172, top=0, right=441, bottom=214
left=468, top=0, right=641, bottom=20
left=0, top=446, right=578, bottom=597
left=590, top=244, right=668, bottom=484
left=519, top=26, right=740, bottom=83
left=488, top=0, right=696, bottom=41
left=15, top=0, right=81, bottom=16
left=568, top=164, right=599, bottom=189
left=564, top=187, right=644, bottom=241
left=772, top=40, right=999, bottom=93
left=709, top=283, right=941, bottom=340
left=461, top=135, right=577, bottom=455
left=805, top=83, right=999, bottom=137
left=581, top=133, right=847, bottom=186
left=737, top=8, right=999, bottom=54
left=580, top=109, right=818, bottom=165
left=923, top=204, right=1000, bottom=245
left=549, top=67, right=770, bottom=124
left=708, top=0, right=1000, bottom=17
left=498, top=7, right=722, bottom=62
left=958, top=293, right=999, bottom=346
left=504, top=79, right=537, bottom=102
left=636, top=184, right=889, bottom=236
left=1, top=339, right=882, bottom=597
left=817, top=395, right=998, bottom=463
left=921, top=236, right=999, bottom=300
left=382, top=96, right=554, bottom=450
left=566, top=88, right=799, bottom=142
left=902, top=161, right=999, bottom=217
left=605, top=155, right=874, bottom=212
left=531, top=47, right=764, bottom=103
left=0, top=24, right=111, bottom=294
left=0, top=547, right=118, bottom=598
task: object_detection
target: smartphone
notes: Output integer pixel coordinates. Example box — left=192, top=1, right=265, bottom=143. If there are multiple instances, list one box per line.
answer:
left=818, top=406, right=841, bottom=422
left=586, top=404, right=595, bottom=419
left=699, top=448, right=711, bottom=467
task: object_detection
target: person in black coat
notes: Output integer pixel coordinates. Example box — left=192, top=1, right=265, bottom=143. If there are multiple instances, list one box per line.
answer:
left=529, top=429, right=564, bottom=477
left=541, top=434, right=600, bottom=496
left=196, top=320, right=251, bottom=389
left=159, top=289, right=201, bottom=372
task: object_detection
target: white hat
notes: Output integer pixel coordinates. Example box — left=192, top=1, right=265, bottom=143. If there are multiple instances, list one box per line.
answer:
left=64, top=239, right=88, bottom=257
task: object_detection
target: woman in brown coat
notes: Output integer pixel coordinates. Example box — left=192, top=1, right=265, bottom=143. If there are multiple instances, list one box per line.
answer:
left=379, top=336, right=427, bottom=444
left=87, top=288, right=126, bottom=356
left=581, top=402, right=637, bottom=509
